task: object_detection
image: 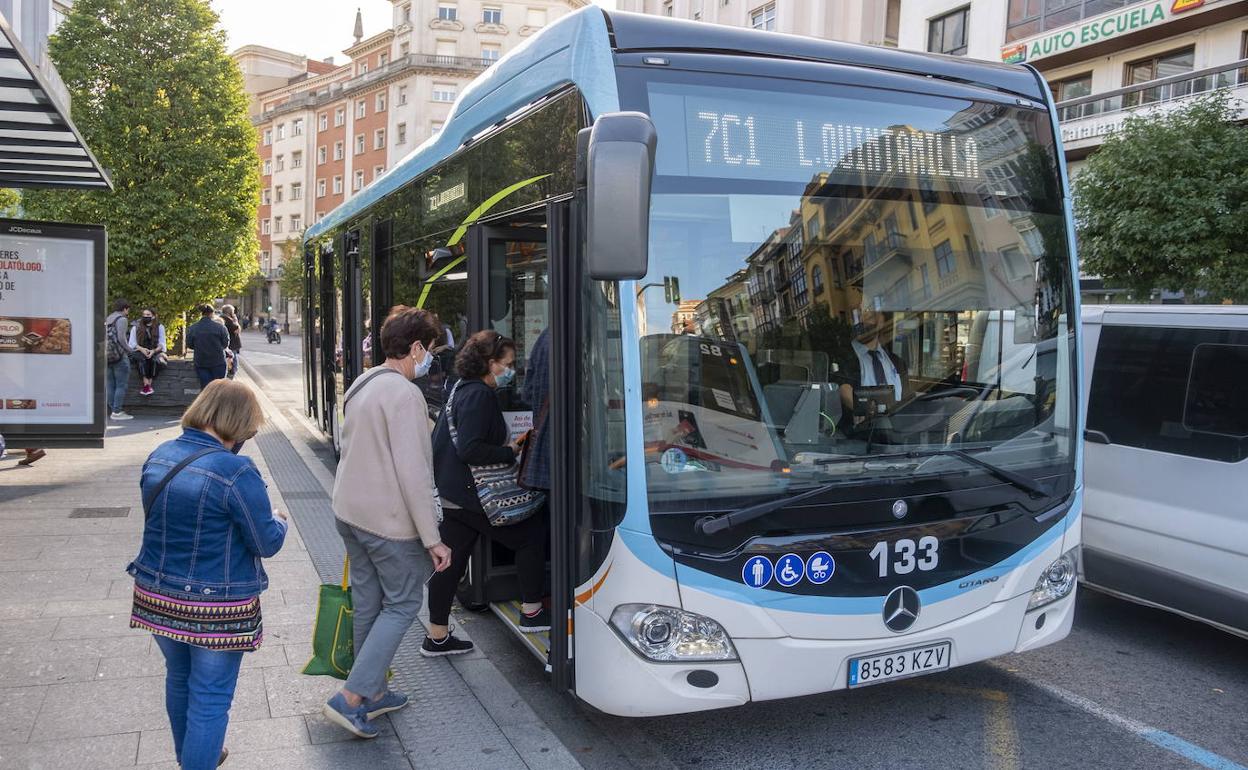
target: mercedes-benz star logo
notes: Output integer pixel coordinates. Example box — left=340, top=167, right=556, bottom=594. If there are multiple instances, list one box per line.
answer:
left=891, top=499, right=909, bottom=519
left=882, top=586, right=921, bottom=632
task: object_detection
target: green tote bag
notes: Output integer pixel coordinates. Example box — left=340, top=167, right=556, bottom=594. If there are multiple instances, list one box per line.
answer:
left=302, top=557, right=354, bottom=679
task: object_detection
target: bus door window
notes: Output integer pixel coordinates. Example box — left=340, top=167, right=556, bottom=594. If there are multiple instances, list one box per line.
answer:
left=485, top=229, right=549, bottom=430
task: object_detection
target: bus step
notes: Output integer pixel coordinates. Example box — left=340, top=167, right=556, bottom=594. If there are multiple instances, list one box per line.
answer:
left=490, top=600, right=550, bottom=664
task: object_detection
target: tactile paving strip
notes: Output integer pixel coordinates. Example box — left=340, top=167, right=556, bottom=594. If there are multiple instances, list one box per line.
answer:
left=254, top=423, right=528, bottom=769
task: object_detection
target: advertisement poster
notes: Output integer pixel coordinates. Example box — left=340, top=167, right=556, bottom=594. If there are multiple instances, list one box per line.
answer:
left=0, top=220, right=106, bottom=446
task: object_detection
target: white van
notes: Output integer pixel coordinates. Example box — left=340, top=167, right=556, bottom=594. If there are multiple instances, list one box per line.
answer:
left=1081, top=305, right=1248, bottom=638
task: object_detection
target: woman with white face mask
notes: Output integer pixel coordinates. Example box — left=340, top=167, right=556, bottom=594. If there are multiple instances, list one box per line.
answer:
left=423, top=330, right=551, bottom=656
left=323, top=306, right=452, bottom=738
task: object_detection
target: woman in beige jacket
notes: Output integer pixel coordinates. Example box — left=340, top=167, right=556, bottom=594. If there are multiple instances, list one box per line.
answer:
left=322, top=306, right=452, bottom=739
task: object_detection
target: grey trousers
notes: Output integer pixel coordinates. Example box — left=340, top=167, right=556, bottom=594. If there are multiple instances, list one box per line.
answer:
left=335, top=520, right=433, bottom=698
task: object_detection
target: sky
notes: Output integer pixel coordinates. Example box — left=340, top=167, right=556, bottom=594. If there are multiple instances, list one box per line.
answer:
left=211, top=0, right=614, bottom=64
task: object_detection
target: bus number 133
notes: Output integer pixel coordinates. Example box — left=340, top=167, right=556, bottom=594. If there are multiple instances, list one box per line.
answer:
left=869, top=537, right=939, bottom=578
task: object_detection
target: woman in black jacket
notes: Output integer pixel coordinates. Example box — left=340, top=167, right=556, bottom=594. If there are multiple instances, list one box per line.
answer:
left=423, top=330, right=549, bottom=656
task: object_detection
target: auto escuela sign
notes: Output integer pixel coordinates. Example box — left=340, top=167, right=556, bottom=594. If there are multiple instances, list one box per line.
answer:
left=1001, top=0, right=1207, bottom=64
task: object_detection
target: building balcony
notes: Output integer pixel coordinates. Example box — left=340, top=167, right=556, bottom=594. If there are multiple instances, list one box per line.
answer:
left=1056, top=59, right=1248, bottom=154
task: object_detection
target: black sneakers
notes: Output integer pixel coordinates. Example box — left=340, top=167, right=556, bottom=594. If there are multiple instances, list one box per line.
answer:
left=420, top=629, right=474, bottom=657
left=519, top=607, right=551, bottom=633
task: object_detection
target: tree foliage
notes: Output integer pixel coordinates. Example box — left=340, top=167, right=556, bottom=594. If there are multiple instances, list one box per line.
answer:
left=0, top=189, right=20, bottom=216
left=1073, top=91, right=1248, bottom=302
left=23, top=0, right=260, bottom=334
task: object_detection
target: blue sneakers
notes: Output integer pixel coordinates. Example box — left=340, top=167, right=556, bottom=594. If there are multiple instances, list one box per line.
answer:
left=322, top=692, right=379, bottom=739
left=364, top=689, right=409, bottom=719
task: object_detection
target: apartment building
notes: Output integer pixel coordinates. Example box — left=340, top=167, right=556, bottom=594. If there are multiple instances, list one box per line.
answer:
left=233, top=0, right=585, bottom=326
left=616, top=0, right=901, bottom=46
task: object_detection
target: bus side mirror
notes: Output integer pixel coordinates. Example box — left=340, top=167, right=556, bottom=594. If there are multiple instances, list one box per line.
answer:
left=586, top=112, right=656, bottom=281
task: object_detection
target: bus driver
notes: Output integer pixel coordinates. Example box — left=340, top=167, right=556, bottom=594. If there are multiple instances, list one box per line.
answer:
left=838, top=308, right=910, bottom=427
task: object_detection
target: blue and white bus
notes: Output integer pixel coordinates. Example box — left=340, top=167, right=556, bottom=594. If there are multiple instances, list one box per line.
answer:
left=303, top=8, right=1083, bottom=717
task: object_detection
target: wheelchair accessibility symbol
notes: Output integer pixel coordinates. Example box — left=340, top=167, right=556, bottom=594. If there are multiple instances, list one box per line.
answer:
left=775, top=553, right=804, bottom=588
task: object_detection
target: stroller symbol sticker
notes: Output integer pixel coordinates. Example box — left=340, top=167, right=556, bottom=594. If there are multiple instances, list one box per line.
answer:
left=805, top=551, right=835, bottom=584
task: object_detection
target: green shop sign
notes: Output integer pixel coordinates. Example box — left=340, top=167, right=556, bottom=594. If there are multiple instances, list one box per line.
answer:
left=1001, top=0, right=1204, bottom=63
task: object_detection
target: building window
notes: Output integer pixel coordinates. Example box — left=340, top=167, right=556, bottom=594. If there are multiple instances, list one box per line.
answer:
left=274, top=185, right=283, bottom=203
left=376, top=92, right=387, bottom=112
left=275, top=155, right=284, bottom=171
left=262, top=128, right=272, bottom=145
left=927, top=7, right=968, bottom=56
left=432, top=84, right=456, bottom=102
left=292, top=118, right=304, bottom=136
left=356, top=100, right=366, bottom=119
left=934, top=239, right=956, bottom=277
left=1051, top=72, right=1092, bottom=102
left=920, top=264, right=932, bottom=299
left=319, top=113, right=328, bottom=131
left=291, top=151, right=303, bottom=169
left=317, top=146, right=327, bottom=165
left=291, top=182, right=303, bottom=200
left=374, top=128, right=386, bottom=149
left=431, top=120, right=444, bottom=134
left=400, top=41, right=410, bottom=56
left=374, top=165, right=385, bottom=180
left=398, top=85, right=408, bottom=105
left=663, top=0, right=674, bottom=16
left=291, top=214, right=301, bottom=231
left=402, top=3, right=411, bottom=23
left=1125, top=46, right=1196, bottom=106
left=355, top=134, right=365, bottom=154
left=260, top=250, right=270, bottom=270
left=262, top=159, right=272, bottom=176
left=379, top=52, right=388, bottom=67
left=317, top=179, right=326, bottom=198
left=353, top=170, right=365, bottom=190
left=750, top=2, right=776, bottom=30
left=359, top=63, right=368, bottom=75
left=438, top=3, right=457, bottom=21
left=483, top=6, right=501, bottom=24
left=316, top=211, right=326, bottom=222
left=526, top=7, right=546, bottom=27
left=333, top=175, right=343, bottom=194
left=482, top=45, right=501, bottom=63
left=261, top=219, right=271, bottom=235
left=276, top=123, right=286, bottom=140
left=261, top=189, right=271, bottom=205
left=274, top=216, right=283, bottom=234
left=812, top=265, right=824, bottom=296
left=334, top=141, right=344, bottom=160
left=1006, top=0, right=1137, bottom=44
left=436, top=39, right=457, bottom=58
left=334, top=107, right=345, bottom=126
left=396, top=122, right=408, bottom=144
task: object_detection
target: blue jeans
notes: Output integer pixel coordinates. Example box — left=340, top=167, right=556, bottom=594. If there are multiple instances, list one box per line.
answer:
left=195, top=364, right=227, bottom=388
left=335, top=520, right=433, bottom=698
left=106, top=357, right=131, bottom=413
left=153, top=635, right=244, bottom=770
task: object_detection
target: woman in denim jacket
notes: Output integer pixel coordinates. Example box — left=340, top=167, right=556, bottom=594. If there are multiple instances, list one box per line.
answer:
left=127, top=380, right=288, bottom=770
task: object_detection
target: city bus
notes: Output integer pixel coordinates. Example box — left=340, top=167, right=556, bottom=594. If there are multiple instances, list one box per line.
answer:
left=302, top=7, right=1084, bottom=716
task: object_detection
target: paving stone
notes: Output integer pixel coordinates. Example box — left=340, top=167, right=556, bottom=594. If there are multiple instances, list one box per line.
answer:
left=304, top=710, right=397, bottom=745
left=0, top=602, right=45, bottom=620
left=450, top=658, right=543, bottom=728
left=52, top=612, right=133, bottom=640
left=0, top=731, right=139, bottom=769
left=0, top=653, right=101, bottom=688
left=498, top=722, right=584, bottom=770
left=30, top=676, right=169, bottom=738
left=0, top=686, right=46, bottom=744
left=262, top=665, right=340, bottom=718
left=240, top=644, right=291, bottom=670
left=94, top=651, right=165, bottom=681
left=136, top=715, right=309, bottom=765
left=173, top=736, right=411, bottom=770
left=0, top=570, right=108, bottom=602
left=40, top=597, right=133, bottom=618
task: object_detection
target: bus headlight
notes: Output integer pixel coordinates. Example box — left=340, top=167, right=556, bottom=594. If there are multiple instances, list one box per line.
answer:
left=609, top=604, right=738, bottom=662
left=1027, top=549, right=1078, bottom=611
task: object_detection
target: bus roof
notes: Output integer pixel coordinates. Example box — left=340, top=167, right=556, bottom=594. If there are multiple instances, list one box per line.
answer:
left=305, top=6, right=1046, bottom=242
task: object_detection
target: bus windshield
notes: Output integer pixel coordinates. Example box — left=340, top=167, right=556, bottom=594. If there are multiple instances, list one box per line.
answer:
left=625, top=69, right=1078, bottom=510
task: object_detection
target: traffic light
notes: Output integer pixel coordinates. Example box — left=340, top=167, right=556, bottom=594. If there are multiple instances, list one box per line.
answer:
left=663, top=276, right=681, bottom=304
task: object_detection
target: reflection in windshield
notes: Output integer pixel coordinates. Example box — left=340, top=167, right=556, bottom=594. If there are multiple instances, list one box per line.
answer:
left=635, top=79, right=1076, bottom=504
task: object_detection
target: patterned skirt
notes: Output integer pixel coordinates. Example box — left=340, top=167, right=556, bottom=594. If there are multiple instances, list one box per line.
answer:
left=130, top=584, right=263, bottom=652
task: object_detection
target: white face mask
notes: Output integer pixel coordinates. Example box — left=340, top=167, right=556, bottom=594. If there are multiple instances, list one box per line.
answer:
left=412, top=344, right=434, bottom=378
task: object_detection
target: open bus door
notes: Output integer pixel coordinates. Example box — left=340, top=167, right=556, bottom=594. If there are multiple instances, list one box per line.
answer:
left=458, top=202, right=575, bottom=689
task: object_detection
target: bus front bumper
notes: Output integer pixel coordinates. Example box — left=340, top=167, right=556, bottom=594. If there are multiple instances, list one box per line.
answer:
left=574, top=588, right=1074, bottom=716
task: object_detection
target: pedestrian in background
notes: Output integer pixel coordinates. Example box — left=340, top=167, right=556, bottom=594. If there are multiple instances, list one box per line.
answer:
left=186, top=304, right=231, bottom=387
left=425, top=330, right=549, bottom=654
left=105, top=297, right=134, bottom=420
left=323, top=306, right=451, bottom=738
left=221, top=305, right=243, bottom=379
left=126, top=380, right=288, bottom=770
left=129, top=308, right=167, bottom=396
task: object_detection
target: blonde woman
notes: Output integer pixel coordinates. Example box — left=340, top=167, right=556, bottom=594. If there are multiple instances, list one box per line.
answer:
left=126, top=380, right=288, bottom=769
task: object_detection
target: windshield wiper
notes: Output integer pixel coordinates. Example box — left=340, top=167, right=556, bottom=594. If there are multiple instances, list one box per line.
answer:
left=695, top=448, right=1048, bottom=537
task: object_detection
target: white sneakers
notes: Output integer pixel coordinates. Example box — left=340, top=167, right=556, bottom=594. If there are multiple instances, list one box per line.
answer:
left=110, top=411, right=134, bottom=421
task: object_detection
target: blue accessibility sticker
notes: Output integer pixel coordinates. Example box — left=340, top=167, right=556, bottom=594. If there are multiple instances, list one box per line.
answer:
left=805, top=551, right=836, bottom=584
left=775, top=553, right=805, bottom=588
left=742, top=555, right=773, bottom=589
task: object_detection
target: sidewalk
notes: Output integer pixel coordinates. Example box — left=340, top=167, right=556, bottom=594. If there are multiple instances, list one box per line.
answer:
left=0, top=379, right=581, bottom=769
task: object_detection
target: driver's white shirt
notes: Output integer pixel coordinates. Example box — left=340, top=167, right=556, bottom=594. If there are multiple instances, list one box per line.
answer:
left=851, top=339, right=903, bottom=401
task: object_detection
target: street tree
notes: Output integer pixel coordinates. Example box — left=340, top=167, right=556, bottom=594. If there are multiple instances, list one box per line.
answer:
left=1073, top=91, right=1248, bottom=303
left=23, top=0, right=260, bottom=336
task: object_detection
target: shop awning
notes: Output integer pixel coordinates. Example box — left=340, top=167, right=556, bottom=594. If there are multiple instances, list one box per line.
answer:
left=0, top=14, right=110, bottom=190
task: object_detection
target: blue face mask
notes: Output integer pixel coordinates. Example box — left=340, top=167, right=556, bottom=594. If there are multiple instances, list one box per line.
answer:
left=494, top=366, right=515, bottom=388
left=413, top=344, right=434, bottom=378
